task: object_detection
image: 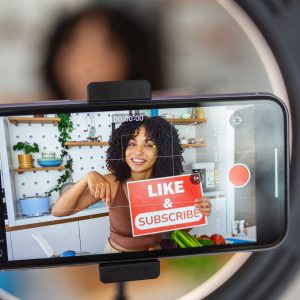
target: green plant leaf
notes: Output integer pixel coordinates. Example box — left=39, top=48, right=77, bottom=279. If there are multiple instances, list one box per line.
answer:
left=13, top=141, right=40, bottom=154
left=13, top=142, right=25, bottom=151
left=48, top=113, right=74, bottom=196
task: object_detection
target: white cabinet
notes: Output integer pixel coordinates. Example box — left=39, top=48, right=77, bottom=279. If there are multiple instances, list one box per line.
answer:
left=190, top=196, right=227, bottom=236
left=79, top=216, right=110, bottom=254
left=10, top=222, right=81, bottom=260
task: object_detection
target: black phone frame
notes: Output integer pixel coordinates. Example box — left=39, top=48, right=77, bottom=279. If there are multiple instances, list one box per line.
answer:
left=0, top=84, right=289, bottom=284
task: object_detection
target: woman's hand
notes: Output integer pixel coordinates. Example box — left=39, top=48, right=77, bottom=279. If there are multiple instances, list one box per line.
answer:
left=86, top=171, right=111, bottom=207
left=194, top=197, right=212, bottom=216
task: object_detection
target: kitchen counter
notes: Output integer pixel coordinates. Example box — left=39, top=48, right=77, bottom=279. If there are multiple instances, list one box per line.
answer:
left=223, top=225, right=256, bottom=243
left=6, top=191, right=225, bottom=231
left=6, top=206, right=109, bottom=231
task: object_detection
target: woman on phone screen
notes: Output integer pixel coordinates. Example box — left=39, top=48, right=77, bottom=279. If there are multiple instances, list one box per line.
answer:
left=52, top=116, right=211, bottom=253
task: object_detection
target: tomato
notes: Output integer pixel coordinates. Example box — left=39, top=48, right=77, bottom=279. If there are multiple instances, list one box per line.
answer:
left=210, top=234, right=226, bottom=245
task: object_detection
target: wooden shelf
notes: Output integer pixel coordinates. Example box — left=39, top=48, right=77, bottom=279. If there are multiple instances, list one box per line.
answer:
left=181, top=143, right=207, bottom=148
left=166, top=118, right=206, bottom=125
left=8, top=117, right=60, bottom=126
left=7, top=117, right=205, bottom=126
left=15, top=166, right=65, bottom=174
left=64, top=141, right=206, bottom=149
left=65, top=141, right=109, bottom=148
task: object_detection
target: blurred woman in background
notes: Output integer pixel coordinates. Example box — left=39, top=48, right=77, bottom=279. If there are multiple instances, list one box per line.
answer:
left=43, top=5, right=164, bottom=100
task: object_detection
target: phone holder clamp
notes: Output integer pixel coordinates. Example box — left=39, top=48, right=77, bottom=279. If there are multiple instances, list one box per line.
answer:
left=87, top=80, right=160, bottom=284
left=99, top=259, right=160, bottom=283
left=87, top=80, right=151, bottom=103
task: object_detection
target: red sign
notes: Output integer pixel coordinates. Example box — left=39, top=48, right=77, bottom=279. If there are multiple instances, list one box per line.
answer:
left=127, top=174, right=207, bottom=237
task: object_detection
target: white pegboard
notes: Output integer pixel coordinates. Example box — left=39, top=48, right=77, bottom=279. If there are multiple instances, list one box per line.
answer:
left=6, top=111, right=127, bottom=208
left=70, top=112, right=113, bottom=143
left=3, top=108, right=206, bottom=223
left=8, top=114, right=63, bottom=206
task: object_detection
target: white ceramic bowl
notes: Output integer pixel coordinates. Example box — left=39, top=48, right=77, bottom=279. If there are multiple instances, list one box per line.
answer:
left=41, top=151, right=56, bottom=159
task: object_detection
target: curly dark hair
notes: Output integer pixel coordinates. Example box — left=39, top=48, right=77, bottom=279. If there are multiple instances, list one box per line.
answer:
left=106, top=116, right=184, bottom=182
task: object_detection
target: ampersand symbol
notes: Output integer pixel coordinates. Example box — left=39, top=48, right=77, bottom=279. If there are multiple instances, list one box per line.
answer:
left=163, top=198, right=173, bottom=209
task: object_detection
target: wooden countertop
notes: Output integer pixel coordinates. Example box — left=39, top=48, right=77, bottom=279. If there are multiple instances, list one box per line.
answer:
left=6, top=212, right=109, bottom=232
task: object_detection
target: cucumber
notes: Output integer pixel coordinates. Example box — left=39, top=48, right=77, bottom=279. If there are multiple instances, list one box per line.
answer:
left=179, top=230, right=201, bottom=247
left=171, top=230, right=202, bottom=248
left=170, top=231, right=187, bottom=248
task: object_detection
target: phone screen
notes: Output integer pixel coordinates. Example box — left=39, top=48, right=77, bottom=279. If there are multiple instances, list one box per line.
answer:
left=0, top=96, right=288, bottom=265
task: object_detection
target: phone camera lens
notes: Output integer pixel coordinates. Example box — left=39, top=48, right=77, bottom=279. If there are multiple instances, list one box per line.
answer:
left=230, top=113, right=242, bottom=128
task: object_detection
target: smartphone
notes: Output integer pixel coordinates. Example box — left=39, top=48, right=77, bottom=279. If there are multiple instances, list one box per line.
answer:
left=0, top=93, right=289, bottom=269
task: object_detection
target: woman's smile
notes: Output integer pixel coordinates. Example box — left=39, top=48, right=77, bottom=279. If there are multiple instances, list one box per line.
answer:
left=131, top=158, right=147, bottom=166
left=125, top=126, right=157, bottom=179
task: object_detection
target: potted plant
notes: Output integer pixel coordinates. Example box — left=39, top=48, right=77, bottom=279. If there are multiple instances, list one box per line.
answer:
left=13, top=142, right=39, bottom=169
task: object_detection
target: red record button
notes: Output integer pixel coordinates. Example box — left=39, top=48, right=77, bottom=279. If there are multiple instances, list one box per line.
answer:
left=228, top=163, right=250, bottom=188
